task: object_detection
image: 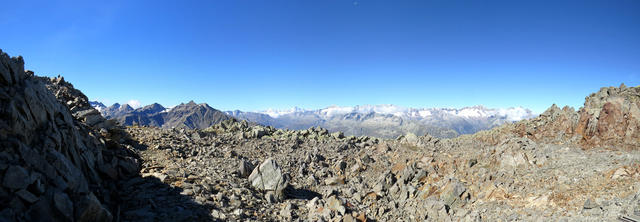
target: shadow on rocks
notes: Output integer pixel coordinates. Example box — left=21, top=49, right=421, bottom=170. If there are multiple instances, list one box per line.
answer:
left=285, top=187, right=322, bottom=200
left=111, top=130, right=213, bottom=221
left=114, top=174, right=214, bottom=222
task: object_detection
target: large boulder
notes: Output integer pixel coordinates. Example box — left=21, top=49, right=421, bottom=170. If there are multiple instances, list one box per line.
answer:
left=248, top=158, right=290, bottom=201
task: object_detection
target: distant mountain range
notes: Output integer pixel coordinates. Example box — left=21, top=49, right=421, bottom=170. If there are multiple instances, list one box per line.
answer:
left=227, top=105, right=536, bottom=138
left=91, top=102, right=537, bottom=138
left=92, top=101, right=232, bottom=129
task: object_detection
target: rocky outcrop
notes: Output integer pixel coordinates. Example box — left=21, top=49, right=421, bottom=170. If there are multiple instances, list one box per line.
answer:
left=39, top=75, right=119, bottom=130
left=474, top=84, right=640, bottom=149
left=0, top=49, right=139, bottom=221
left=577, top=84, right=640, bottom=148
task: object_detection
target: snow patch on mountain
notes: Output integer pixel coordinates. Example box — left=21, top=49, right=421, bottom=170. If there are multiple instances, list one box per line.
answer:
left=261, top=107, right=306, bottom=118
left=257, top=104, right=536, bottom=121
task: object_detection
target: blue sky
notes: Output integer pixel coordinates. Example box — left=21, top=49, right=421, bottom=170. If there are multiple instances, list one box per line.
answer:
left=1, top=0, right=639, bottom=113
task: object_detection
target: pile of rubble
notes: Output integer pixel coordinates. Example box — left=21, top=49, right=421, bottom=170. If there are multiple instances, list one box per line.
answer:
left=0, top=49, right=142, bottom=221
left=125, top=116, right=640, bottom=221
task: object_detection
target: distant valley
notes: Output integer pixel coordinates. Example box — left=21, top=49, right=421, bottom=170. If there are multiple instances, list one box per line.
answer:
left=91, top=102, right=537, bottom=138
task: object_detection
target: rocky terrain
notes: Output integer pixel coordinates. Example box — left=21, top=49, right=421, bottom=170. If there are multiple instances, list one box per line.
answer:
left=120, top=117, right=640, bottom=221
left=2, top=48, right=640, bottom=222
left=473, top=84, right=640, bottom=150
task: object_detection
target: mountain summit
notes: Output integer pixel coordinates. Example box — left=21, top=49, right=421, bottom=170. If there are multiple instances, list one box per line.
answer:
left=94, top=101, right=232, bottom=129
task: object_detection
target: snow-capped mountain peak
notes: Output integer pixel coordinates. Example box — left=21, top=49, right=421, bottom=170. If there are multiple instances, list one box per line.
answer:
left=230, top=104, right=538, bottom=139
left=254, top=104, right=536, bottom=123
left=260, top=106, right=306, bottom=118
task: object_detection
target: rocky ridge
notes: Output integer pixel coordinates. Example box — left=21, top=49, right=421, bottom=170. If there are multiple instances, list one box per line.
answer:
left=101, top=103, right=135, bottom=119
left=0, top=49, right=144, bottom=221
left=0, top=50, right=216, bottom=222
left=473, top=84, right=640, bottom=149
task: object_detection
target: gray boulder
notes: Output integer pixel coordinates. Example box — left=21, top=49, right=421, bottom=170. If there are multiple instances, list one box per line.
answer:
left=440, top=180, right=468, bottom=209
left=248, top=158, right=290, bottom=201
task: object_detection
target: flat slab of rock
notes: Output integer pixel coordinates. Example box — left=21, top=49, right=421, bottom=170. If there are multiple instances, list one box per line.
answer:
left=248, top=158, right=288, bottom=191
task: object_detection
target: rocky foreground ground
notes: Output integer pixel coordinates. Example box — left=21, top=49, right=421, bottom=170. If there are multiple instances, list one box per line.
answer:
left=1, top=49, right=640, bottom=221
left=119, top=119, right=640, bottom=221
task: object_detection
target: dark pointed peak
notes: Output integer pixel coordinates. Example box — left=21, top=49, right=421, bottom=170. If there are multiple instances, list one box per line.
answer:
left=200, top=103, right=213, bottom=109
left=146, top=103, right=165, bottom=109
left=89, top=101, right=106, bottom=107
left=121, top=104, right=133, bottom=110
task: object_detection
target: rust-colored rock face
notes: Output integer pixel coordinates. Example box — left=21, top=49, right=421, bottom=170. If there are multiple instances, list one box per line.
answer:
left=581, top=102, right=621, bottom=147
left=474, top=84, right=640, bottom=149
left=576, top=85, right=640, bottom=149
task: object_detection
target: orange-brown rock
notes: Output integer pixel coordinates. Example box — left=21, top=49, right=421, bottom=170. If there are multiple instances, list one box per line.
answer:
left=474, top=84, right=640, bottom=149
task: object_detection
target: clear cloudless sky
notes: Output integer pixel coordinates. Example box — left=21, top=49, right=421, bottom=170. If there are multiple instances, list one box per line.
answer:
left=1, top=0, right=639, bottom=113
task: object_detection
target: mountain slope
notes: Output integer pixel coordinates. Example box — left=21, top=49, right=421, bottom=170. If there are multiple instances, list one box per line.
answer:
left=96, top=101, right=233, bottom=129
left=0, top=49, right=140, bottom=221
left=161, top=101, right=233, bottom=129
left=89, top=101, right=106, bottom=112
left=100, top=103, right=134, bottom=119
